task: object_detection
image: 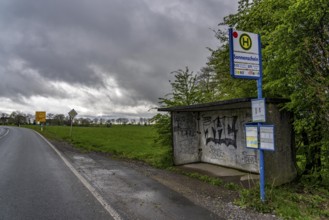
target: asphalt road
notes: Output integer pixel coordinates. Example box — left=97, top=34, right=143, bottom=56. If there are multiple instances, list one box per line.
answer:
left=0, top=126, right=222, bottom=220
left=0, top=127, right=112, bottom=219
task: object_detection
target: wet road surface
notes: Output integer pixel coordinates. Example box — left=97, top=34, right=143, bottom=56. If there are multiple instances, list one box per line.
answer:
left=0, top=126, right=222, bottom=219
left=0, top=127, right=112, bottom=219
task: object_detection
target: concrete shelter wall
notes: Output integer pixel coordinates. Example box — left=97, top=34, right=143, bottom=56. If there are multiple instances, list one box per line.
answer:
left=263, top=104, right=297, bottom=185
left=200, top=109, right=259, bottom=173
left=170, top=99, right=297, bottom=185
left=172, top=112, right=200, bottom=165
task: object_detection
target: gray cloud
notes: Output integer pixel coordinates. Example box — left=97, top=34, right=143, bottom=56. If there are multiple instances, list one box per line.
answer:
left=0, top=0, right=238, bottom=115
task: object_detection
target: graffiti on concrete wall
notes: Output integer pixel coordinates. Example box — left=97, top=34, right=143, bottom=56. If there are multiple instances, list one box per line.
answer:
left=173, top=113, right=198, bottom=155
left=240, top=151, right=257, bottom=165
left=208, top=144, right=225, bottom=159
left=173, top=114, right=197, bottom=138
left=202, top=116, right=238, bottom=148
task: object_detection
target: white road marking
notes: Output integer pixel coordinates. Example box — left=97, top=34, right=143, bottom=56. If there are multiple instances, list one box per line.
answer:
left=0, top=128, right=9, bottom=139
left=35, top=131, right=122, bottom=220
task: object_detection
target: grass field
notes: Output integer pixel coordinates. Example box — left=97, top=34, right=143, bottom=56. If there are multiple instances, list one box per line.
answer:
left=26, top=125, right=172, bottom=168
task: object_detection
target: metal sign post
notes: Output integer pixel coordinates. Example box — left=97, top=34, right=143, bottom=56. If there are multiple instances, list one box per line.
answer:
left=68, top=109, right=78, bottom=137
left=229, top=28, right=275, bottom=202
left=257, top=79, right=266, bottom=202
left=256, top=33, right=266, bottom=202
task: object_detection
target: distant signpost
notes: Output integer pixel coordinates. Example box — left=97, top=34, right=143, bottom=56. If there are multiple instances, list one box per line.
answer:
left=35, top=111, right=46, bottom=131
left=68, top=109, right=78, bottom=137
left=69, top=109, right=78, bottom=119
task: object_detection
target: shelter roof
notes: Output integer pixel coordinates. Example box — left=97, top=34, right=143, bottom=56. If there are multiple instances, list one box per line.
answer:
left=158, top=97, right=289, bottom=112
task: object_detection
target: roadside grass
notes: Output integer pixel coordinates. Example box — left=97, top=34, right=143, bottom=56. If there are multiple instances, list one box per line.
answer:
left=235, top=180, right=329, bottom=219
left=25, top=125, right=329, bottom=219
left=26, top=125, right=172, bottom=168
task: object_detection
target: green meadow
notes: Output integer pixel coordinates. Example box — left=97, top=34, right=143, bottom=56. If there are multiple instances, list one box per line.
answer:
left=26, top=125, right=172, bottom=168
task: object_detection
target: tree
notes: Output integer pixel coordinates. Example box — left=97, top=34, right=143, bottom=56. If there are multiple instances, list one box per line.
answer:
left=26, top=114, right=33, bottom=124
left=93, top=118, right=99, bottom=125
left=196, top=66, right=220, bottom=103
left=139, top=118, right=146, bottom=125
left=159, top=67, right=203, bottom=107
left=53, top=114, right=65, bottom=125
left=210, top=0, right=329, bottom=179
left=1, top=113, right=9, bottom=125
left=116, top=118, right=122, bottom=125
left=47, top=113, right=54, bottom=125
left=116, top=118, right=129, bottom=125
left=106, top=119, right=112, bottom=127
left=9, top=111, right=27, bottom=125
left=265, top=0, right=329, bottom=177
left=153, top=67, right=203, bottom=146
left=121, top=118, right=129, bottom=125
left=99, top=118, right=104, bottom=125
left=79, top=118, right=92, bottom=126
left=151, top=113, right=172, bottom=147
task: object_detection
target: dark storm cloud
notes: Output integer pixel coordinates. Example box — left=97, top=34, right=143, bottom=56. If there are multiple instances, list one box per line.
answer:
left=0, top=0, right=238, bottom=110
left=0, top=59, right=67, bottom=104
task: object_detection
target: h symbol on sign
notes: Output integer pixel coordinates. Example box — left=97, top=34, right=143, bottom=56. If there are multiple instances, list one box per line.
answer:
left=242, top=36, right=250, bottom=47
left=239, top=34, right=252, bottom=50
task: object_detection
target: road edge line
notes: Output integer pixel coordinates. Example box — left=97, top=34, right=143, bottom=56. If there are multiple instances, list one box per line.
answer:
left=0, top=127, right=10, bottom=139
left=35, top=132, right=122, bottom=220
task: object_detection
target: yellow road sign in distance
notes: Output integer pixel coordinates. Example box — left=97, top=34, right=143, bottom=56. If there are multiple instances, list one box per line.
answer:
left=35, top=111, right=46, bottom=122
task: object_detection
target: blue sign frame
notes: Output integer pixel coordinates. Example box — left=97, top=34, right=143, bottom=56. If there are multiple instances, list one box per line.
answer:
left=229, top=28, right=262, bottom=80
left=260, top=124, right=275, bottom=151
left=251, top=98, right=266, bottom=122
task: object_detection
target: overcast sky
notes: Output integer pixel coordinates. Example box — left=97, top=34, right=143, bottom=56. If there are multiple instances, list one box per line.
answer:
left=0, top=0, right=238, bottom=119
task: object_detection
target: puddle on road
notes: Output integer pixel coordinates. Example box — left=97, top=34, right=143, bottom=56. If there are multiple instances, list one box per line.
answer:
left=93, top=168, right=118, bottom=176
left=132, top=190, right=158, bottom=201
left=72, top=155, right=95, bottom=163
